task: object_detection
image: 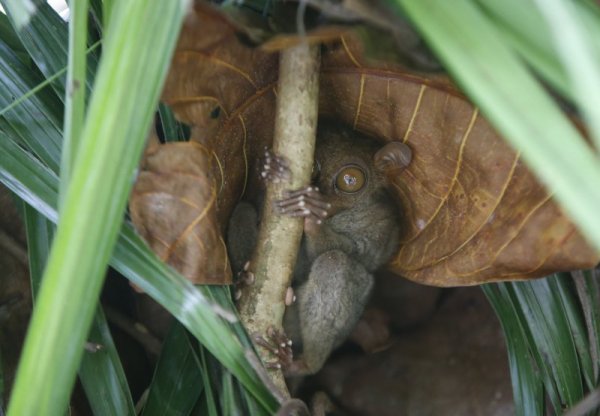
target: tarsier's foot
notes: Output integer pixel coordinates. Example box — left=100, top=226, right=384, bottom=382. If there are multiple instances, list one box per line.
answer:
left=234, top=261, right=255, bottom=301
left=260, top=147, right=291, bottom=183
left=275, top=398, right=310, bottom=416
left=254, top=326, right=294, bottom=371
left=274, top=186, right=331, bottom=225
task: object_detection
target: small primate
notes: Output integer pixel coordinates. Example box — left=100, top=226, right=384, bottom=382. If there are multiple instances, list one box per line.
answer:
left=228, top=120, right=412, bottom=376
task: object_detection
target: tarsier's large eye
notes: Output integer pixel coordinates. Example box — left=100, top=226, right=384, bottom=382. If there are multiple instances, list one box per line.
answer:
left=335, top=165, right=366, bottom=193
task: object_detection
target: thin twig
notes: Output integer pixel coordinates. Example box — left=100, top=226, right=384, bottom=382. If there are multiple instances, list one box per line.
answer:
left=238, top=42, right=320, bottom=395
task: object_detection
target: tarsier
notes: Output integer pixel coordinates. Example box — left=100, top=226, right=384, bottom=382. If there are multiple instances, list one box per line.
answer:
left=228, top=120, right=412, bottom=376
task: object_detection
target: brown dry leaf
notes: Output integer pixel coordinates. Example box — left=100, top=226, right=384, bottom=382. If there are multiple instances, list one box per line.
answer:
left=130, top=5, right=278, bottom=284
left=318, top=38, right=599, bottom=285
left=132, top=3, right=598, bottom=286
left=130, top=131, right=231, bottom=284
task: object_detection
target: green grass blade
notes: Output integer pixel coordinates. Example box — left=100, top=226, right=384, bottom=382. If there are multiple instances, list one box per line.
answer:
left=79, top=308, right=136, bottom=416
left=396, top=0, right=600, bottom=252
left=22, top=203, right=53, bottom=298
left=6, top=1, right=190, bottom=414
left=483, top=284, right=544, bottom=416
left=0, top=12, right=25, bottom=57
left=505, top=283, right=563, bottom=410
left=574, top=269, right=600, bottom=383
left=1, top=0, right=67, bottom=97
left=60, top=0, right=89, bottom=208
left=0, top=39, right=63, bottom=172
left=158, top=103, right=190, bottom=142
left=1, top=0, right=99, bottom=102
left=552, top=274, right=595, bottom=390
left=0, top=135, right=58, bottom=221
left=89, top=0, right=104, bottom=38
left=22, top=203, right=135, bottom=416
left=142, top=323, right=203, bottom=416
left=198, top=345, right=220, bottom=416
left=512, top=279, right=584, bottom=408
left=529, top=0, right=600, bottom=150
left=474, top=0, right=570, bottom=98
left=476, top=0, right=600, bottom=102
left=102, top=0, right=114, bottom=31
left=220, top=370, right=238, bottom=415
left=0, top=0, right=36, bottom=30
left=0, top=124, right=278, bottom=414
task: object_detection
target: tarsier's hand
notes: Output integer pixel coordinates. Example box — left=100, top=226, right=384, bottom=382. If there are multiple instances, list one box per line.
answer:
left=254, top=326, right=294, bottom=371
left=260, top=147, right=291, bottom=183
left=261, top=148, right=332, bottom=229
left=274, top=187, right=331, bottom=227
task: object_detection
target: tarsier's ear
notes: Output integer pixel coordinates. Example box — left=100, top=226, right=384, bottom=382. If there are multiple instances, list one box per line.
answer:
left=374, top=142, right=413, bottom=174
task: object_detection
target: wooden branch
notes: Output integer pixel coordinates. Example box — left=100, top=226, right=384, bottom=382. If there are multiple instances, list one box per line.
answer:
left=238, top=42, right=320, bottom=394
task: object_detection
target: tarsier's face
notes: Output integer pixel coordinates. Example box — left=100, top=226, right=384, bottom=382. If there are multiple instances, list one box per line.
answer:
left=312, top=122, right=385, bottom=215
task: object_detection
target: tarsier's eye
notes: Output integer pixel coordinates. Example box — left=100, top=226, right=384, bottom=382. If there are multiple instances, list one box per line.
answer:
left=335, top=165, right=366, bottom=193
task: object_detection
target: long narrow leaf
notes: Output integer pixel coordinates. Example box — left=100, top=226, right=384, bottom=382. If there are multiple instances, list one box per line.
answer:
left=530, top=0, right=600, bottom=150
left=1, top=0, right=67, bottom=98
left=21, top=204, right=53, bottom=298
left=483, top=284, right=544, bottom=416
left=142, top=323, right=203, bottom=416
left=0, top=13, right=25, bottom=57
left=198, top=345, right=220, bottom=416
left=22, top=203, right=135, bottom=416
left=1, top=0, right=98, bottom=99
left=0, top=135, right=58, bottom=220
left=6, top=1, right=189, bottom=414
left=79, top=308, right=136, bottom=416
left=574, top=269, right=600, bottom=383
left=0, top=39, right=63, bottom=171
left=552, top=274, right=595, bottom=390
left=396, top=0, right=600, bottom=252
left=0, top=0, right=36, bottom=30
left=60, top=0, right=89, bottom=205
left=0, top=129, right=277, bottom=413
left=102, top=0, right=114, bottom=31
left=513, top=279, right=584, bottom=408
left=158, top=103, right=189, bottom=142
left=476, top=0, right=600, bottom=102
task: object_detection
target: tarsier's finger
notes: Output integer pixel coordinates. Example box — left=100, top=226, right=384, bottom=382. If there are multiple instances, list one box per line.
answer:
left=276, top=194, right=331, bottom=211
left=277, top=207, right=328, bottom=224
left=282, top=186, right=322, bottom=199
left=275, top=201, right=329, bottom=222
left=260, top=147, right=291, bottom=182
left=275, top=199, right=330, bottom=219
left=254, top=336, right=280, bottom=356
left=265, top=361, right=283, bottom=370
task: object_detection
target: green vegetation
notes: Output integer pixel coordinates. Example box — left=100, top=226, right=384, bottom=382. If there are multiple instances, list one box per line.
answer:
left=0, top=0, right=599, bottom=415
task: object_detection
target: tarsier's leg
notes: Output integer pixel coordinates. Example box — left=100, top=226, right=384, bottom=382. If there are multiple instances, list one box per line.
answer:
left=294, top=249, right=374, bottom=375
left=227, top=202, right=259, bottom=273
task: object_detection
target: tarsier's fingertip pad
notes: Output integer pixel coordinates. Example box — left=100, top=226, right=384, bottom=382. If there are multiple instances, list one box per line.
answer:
left=374, top=142, right=413, bottom=173
left=285, top=287, right=296, bottom=305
